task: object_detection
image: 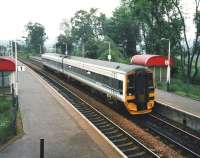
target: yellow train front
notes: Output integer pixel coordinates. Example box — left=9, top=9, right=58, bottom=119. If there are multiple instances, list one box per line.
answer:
left=41, top=53, right=155, bottom=115
left=124, top=69, right=155, bottom=115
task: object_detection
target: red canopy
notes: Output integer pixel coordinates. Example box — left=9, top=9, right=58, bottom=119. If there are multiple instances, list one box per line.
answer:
left=0, top=57, right=16, bottom=72
left=131, top=54, right=173, bottom=67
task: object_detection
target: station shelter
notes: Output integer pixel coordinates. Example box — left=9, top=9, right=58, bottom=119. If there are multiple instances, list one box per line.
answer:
left=0, top=57, right=16, bottom=95
left=131, top=54, right=173, bottom=82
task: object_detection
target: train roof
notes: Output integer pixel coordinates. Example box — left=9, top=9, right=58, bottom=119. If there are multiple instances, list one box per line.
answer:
left=42, top=53, right=146, bottom=74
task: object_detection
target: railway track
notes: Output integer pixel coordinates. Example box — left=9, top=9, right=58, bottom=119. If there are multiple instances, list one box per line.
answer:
left=143, top=114, right=200, bottom=158
left=22, top=59, right=159, bottom=158
left=27, top=57, right=200, bottom=157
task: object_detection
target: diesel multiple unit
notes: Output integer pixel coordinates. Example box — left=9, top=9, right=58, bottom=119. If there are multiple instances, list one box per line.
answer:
left=41, top=53, right=155, bottom=115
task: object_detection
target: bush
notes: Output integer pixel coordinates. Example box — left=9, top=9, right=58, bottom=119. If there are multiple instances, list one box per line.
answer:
left=157, top=78, right=200, bottom=100
left=0, top=112, right=15, bottom=143
left=0, top=97, right=12, bottom=113
left=98, top=49, right=129, bottom=64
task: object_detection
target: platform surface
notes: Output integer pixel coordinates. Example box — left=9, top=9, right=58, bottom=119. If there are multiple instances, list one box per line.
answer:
left=0, top=63, right=107, bottom=158
left=156, top=89, right=200, bottom=118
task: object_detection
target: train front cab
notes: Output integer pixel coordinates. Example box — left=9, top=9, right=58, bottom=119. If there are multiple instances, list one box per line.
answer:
left=124, top=70, right=155, bottom=115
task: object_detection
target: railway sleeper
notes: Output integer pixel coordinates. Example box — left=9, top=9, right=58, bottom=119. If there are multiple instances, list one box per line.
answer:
left=118, top=142, right=133, bottom=150
left=121, top=146, right=139, bottom=154
left=77, top=108, right=92, bottom=115
left=91, top=118, right=105, bottom=123
left=94, top=121, right=108, bottom=126
left=85, top=114, right=99, bottom=119
left=78, top=109, right=92, bottom=113
left=88, top=116, right=103, bottom=120
left=98, top=124, right=112, bottom=129
left=100, top=126, right=115, bottom=133
left=79, top=111, right=95, bottom=116
left=74, top=105, right=88, bottom=109
left=108, top=133, right=124, bottom=139
left=103, top=129, right=119, bottom=135
left=126, top=151, right=147, bottom=158
left=112, top=137, right=128, bottom=144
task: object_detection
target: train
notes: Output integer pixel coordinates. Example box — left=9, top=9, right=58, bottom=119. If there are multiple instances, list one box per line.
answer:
left=41, top=53, right=155, bottom=115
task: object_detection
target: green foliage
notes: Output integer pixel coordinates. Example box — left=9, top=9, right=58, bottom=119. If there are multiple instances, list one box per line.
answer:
left=104, top=6, right=140, bottom=56
left=0, top=97, right=12, bottom=113
left=132, top=0, right=182, bottom=55
left=25, top=22, right=47, bottom=54
left=0, top=96, right=15, bottom=143
left=98, top=49, right=129, bottom=64
left=58, top=20, right=73, bottom=54
left=0, top=111, right=15, bottom=143
left=70, top=8, right=106, bottom=58
left=18, top=50, right=32, bottom=59
left=71, top=8, right=105, bottom=42
left=55, top=34, right=67, bottom=54
left=157, top=78, right=200, bottom=100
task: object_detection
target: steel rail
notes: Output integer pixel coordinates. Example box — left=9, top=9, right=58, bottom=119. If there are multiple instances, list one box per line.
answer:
left=147, top=114, right=200, bottom=158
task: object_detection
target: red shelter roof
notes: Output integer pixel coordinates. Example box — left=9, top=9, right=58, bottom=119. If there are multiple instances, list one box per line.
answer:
left=0, top=57, right=16, bottom=72
left=131, top=54, right=173, bottom=67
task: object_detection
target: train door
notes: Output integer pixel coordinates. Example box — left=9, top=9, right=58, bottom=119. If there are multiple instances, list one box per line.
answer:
left=135, top=71, right=147, bottom=110
left=111, top=72, right=118, bottom=99
left=127, top=74, right=135, bottom=96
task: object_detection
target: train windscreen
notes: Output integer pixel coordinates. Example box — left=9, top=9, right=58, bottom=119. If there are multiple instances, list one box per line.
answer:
left=135, top=71, right=146, bottom=103
left=127, top=75, right=135, bottom=96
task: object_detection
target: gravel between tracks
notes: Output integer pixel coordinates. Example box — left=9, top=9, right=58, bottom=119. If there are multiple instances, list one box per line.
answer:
left=58, top=79, right=185, bottom=158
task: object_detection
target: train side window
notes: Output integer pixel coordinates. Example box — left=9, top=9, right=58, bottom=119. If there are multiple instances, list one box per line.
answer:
left=147, top=73, right=153, bottom=86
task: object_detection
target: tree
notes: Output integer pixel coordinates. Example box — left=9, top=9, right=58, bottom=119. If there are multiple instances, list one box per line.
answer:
left=70, top=8, right=106, bottom=58
left=59, top=20, right=73, bottom=54
left=104, top=6, right=140, bottom=56
left=55, top=34, right=67, bottom=54
left=121, top=0, right=200, bottom=82
left=25, top=22, right=47, bottom=54
left=171, top=0, right=200, bottom=82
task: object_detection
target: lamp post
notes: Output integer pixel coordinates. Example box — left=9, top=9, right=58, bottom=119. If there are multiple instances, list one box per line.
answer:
left=161, top=38, right=171, bottom=91
left=40, top=45, right=42, bottom=54
left=105, top=41, right=111, bottom=62
left=14, top=40, right=19, bottom=106
left=65, top=43, right=68, bottom=56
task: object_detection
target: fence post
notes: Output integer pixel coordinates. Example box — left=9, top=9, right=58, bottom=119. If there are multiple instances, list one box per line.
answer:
left=12, top=84, right=15, bottom=107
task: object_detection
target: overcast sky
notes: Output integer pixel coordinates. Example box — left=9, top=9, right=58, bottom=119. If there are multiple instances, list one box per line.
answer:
left=0, top=0, right=196, bottom=45
left=0, top=0, right=120, bottom=43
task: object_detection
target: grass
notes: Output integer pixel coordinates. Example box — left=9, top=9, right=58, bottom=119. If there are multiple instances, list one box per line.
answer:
left=157, top=78, right=200, bottom=101
left=0, top=96, right=12, bottom=113
left=18, top=51, right=30, bottom=59
left=0, top=96, right=15, bottom=143
left=18, top=50, right=38, bottom=60
left=16, top=109, right=23, bottom=135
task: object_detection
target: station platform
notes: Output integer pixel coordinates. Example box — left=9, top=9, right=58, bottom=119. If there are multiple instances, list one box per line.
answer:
left=156, top=89, right=200, bottom=118
left=156, top=89, right=200, bottom=132
left=0, top=62, right=115, bottom=158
